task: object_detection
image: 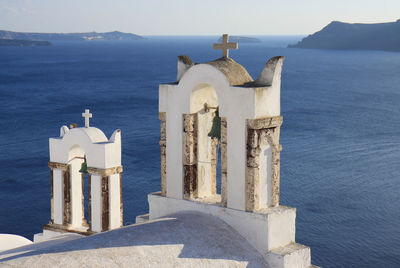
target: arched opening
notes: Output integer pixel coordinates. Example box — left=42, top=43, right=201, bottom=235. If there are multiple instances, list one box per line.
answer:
left=67, top=145, right=89, bottom=230
left=183, top=83, right=226, bottom=204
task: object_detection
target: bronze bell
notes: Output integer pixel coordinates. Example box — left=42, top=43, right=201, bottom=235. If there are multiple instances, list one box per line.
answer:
left=79, top=156, right=88, bottom=174
left=208, top=108, right=221, bottom=140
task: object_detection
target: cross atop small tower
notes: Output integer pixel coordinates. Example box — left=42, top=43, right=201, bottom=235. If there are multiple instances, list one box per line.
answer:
left=82, top=109, right=92, bottom=128
left=213, top=34, right=238, bottom=58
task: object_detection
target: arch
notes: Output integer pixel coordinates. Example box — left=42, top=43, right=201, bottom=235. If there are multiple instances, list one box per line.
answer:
left=68, top=144, right=85, bottom=162
left=49, top=127, right=121, bottom=169
left=178, top=64, right=232, bottom=117
left=190, top=83, right=218, bottom=113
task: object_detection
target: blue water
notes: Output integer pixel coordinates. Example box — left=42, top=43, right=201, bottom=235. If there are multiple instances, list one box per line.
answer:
left=1, top=36, right=400, bottom=267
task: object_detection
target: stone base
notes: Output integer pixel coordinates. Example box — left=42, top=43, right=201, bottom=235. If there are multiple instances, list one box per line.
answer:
left=148, top=192, right=296, bottom=253
left=265, top=243, right=312, bottom=268
left=146, top=192, right=317, bottom=268
left=135, top=214, right=149, bottom=224
left=33, top=229, right=84, bottom=243
left=34, top=223, right=94, bottom=243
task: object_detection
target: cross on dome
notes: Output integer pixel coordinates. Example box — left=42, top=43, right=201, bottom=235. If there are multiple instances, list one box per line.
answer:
left=213, top=34, right=238, bottom=58
left=82, top=109, right=92, bottom=128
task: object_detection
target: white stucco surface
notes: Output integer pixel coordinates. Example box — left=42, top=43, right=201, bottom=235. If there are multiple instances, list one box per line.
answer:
left=109, top=173, right=121, bottom=229
left=53, top=169, right=64, bottom=225
left=147, top=193, right=296, bottom=253
left=0, top=234, right=32, bottom=252
left=69, top=158, right=84, bottom=228
left=259, top=143, right=272, bottom=208
left=0, top=212, right=269, bottom=267
left=49, top=127, right=121, bottom=169
left=91, top=174, right=102, bottom=232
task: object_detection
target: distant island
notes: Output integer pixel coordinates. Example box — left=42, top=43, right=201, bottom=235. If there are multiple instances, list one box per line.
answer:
left=0, top=30, right=145, bottom=45
left=218, top=36, right=261, bottom=43
left=288, top=19, right=400, bottom=52
left=0, top=39, right=51, bottom=47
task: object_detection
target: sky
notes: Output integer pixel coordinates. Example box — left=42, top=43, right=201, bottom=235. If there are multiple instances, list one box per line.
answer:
left=0, top=0, right=399, bottom=35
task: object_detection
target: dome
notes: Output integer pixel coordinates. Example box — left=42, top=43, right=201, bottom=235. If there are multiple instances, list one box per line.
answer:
left=1, top=212, right=268, bottom=267
left=205, top=57, right=253, bottom=86
left=63, top=127, right=108, bottom=144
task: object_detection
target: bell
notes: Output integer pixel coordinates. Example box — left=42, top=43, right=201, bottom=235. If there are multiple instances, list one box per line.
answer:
left=79, top=156, right=88, bottom=174
left=208, top=109, right=221, bottom=140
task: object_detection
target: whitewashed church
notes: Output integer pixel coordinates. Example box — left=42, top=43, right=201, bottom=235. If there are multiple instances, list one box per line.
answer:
left=0, top=35, right=318, bottom=268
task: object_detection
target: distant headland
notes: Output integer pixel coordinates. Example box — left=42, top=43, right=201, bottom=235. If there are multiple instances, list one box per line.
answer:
left=0, top=39, right=51, bottom=47
left=0, top=30, right=145, bottom=46
left=288, top=19, right=400, bottom=52
left=218, top=35, right=261, bottom=43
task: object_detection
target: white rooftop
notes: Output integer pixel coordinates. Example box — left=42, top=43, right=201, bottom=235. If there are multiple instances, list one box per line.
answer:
left=0, top=212, right=268, bottom=267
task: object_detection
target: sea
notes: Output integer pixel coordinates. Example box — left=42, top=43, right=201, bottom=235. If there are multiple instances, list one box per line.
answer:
left=1, top=36, right=400, bottom=267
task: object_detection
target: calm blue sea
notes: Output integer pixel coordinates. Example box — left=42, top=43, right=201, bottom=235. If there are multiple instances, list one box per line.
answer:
left=1, top=36, right=400, bottom=267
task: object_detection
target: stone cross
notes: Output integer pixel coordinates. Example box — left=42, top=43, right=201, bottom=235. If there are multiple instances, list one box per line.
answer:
left=82, top=109, right=92, bottom=128
left=213, top=34, right=238, bottom=58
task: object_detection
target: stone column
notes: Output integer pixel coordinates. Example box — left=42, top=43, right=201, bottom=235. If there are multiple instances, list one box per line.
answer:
left=90, top=174, right=102, bottom=232
left=220, top=117, right=228, bottom=207
left=101, top=175, right=109, bottom=231
left=246, top=116, right=282, bottom=211
left=159, top=112, right=167, bottom=196
left=48, top=162, right=69, bottom=225
left=182, top=113, right=197, bottom=199
left=88, top=166, right=123, bottom=232
left=210, top=137, right=218, bottom=196
left=196, top=109, right=215, bottom=198
left=63, top=166, right=71, bottom=225
left=69, top=158, right=84, bottom=228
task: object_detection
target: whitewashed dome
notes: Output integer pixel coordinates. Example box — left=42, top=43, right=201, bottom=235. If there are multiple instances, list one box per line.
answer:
left=0, top=212, right=269, bottom=267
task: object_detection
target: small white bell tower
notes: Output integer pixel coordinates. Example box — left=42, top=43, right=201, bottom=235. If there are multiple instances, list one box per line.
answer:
left=34, top=110, right=123, bottom=242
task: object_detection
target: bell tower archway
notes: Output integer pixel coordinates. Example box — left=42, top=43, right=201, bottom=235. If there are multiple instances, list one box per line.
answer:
left=182, top=83, right=227, bottom=203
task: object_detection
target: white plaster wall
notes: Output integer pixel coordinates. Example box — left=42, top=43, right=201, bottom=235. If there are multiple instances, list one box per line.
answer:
left=148, top=193, right=296, bottom=253
left=265, top=243, right=311, bottom=268
left=49, top=127, right=121, bottom=169
left=0, top=234, right=32, bottom=252
left=259, top=144, right=272, bottom=208
left=91, top=175, right=102, bottom=232
left=69, top=158, right=84, bottom=228
left=109, top=173, right=121, bottom=229
left=267, top=207, right=296, bottom=250
left=254, top=57, right=284, bottom=118
left=254, top=85, right=280, bottom=118
left=190, top=84, right=218, bottom=113
left=53, top=169, right=64, bottom=225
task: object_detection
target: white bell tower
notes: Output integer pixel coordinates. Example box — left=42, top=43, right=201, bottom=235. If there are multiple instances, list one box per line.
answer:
left=34, top=110, right=123, bottom=242
left=138, top=34, right=318, bottom=268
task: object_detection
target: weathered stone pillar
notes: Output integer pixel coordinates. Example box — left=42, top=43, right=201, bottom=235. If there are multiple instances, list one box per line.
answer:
left=182, top=113, right=197, bottom=199
left=48, top=162, right=69, bottom=225
left=159, top=112, right=167, bottom=196
left=246, top=116, right=282, bottom=211
left=220, top=117, right=228, bottom=207
left=87, top=166, right=123, bottom=232
left=101, top=175, right=109, bottom=231
left=210, top=137, right=218, bottom=195
left=63, top=165, right=71, bottom=225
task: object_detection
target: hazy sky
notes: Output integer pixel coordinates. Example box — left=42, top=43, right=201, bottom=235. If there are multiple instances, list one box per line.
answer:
left=0, top=0, right=399, bottom=35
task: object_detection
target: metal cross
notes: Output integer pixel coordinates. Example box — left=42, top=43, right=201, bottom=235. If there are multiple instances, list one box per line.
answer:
left=213, top=34, right=238, bottom=58
left=82, top=109, right=92, bottom=128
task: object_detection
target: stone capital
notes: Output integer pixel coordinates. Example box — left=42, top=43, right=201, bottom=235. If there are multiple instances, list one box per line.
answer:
left=247, top=116, right=283, bottom=130
left=87, top=166, right=123, bottom=177
left=48, top=161, right=69, bottom=171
